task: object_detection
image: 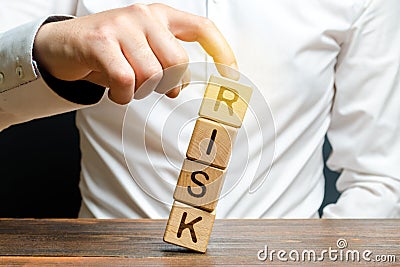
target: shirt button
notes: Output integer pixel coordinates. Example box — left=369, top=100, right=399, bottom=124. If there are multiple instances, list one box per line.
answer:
left=16, top=66, right=24, bottom=79
left=0, top=72, right=4, bottom=84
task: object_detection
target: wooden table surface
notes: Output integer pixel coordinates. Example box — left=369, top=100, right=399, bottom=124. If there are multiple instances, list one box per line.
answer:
left=0, top=219, right=399, bottom=266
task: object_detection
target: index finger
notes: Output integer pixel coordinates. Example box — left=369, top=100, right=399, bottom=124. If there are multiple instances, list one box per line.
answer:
left=155, top=4, right=239, bottom=80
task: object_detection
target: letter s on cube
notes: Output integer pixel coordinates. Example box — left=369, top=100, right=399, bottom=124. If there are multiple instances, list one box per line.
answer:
left=174, top=159, right=226, bottom=212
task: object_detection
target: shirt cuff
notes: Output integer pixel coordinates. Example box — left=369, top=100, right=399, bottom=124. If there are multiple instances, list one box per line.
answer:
left=0, top=16, right=105, bottom=131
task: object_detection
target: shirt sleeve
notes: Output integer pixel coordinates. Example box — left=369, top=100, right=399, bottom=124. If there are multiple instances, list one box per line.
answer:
left=0, top=16, right=105, bottom=131
left=322, top=0, right=400, bottom=218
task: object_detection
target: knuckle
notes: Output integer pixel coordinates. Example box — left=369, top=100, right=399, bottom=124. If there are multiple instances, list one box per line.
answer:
left=112, top=70, right=135, bottom=88
left=148, top=3, right=165, bottom=9
left=173, top=52, right=189, bottom=65
left=110, top=14, right=130, bottom=28
left=87, top=25, right=114, bottom=44
left=127, top=3, right=151, bottom=17
left=141, top=64, right=163, bottom=81
left=162, top=40, right=189, bottom=67
left=192, top=17, right=216, bottom=39
left=147, top=3, right=168, bottom=13
left=200, top=17, right=216, bottom=30
left=164, top=52, right=188, bottom=68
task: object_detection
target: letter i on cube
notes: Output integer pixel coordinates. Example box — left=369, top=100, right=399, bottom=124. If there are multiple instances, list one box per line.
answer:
left=163, top=75, right=253, bottom=253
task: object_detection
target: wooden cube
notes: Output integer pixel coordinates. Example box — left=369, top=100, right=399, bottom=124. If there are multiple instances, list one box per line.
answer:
left=199, top=75, right=253, bottom=128
left=174, top=159, right=225, bottom=212
left=164, top=201, right=216, bottom=253
left=187, top=117, right=237, bottom=169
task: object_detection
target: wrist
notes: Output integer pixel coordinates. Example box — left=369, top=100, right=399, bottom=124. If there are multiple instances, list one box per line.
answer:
left=33, top=22, right=52, bottom=74
left=32, top=16, right=105, bottom=105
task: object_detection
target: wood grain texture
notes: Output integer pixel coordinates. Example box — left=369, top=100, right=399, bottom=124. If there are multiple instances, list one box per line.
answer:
left=0, top=219, right=399, bottom=266
left=187, top=118, right=237, bottom=169
left=173, top=159, right=225, bottom=211
left=199, top=75, right=253, bottom=128
left=163, top=201, right=216, bottom=253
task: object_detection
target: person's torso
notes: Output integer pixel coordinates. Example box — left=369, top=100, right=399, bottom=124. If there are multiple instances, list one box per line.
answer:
left=74, top=0, right=367, bottom=218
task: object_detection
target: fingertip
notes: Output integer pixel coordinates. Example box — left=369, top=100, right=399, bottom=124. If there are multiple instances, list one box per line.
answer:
left=167, top=71, right=190, bottom=97
left=230, top=61, right=239, bottom=71
left=216, top=62, right=240, bottom=81
left=108, top=89, right=133, bottom=105
left=166, top=86, right=181, bottom=98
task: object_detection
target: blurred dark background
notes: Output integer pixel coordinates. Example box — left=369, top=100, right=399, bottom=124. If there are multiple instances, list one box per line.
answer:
left=0, top=112, right=81, bottom=218
left=0, top=114, right=340, bottom=218
left=319, top=139, right=341, bottom=215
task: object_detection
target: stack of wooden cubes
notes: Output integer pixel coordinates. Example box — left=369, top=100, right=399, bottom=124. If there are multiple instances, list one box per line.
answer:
left=164, top=75, right=253, bottom=252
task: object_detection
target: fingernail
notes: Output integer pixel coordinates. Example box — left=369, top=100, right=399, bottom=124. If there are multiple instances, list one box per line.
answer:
left=230, top=62, right=239, bottom=70
left=181, top=81, right=189, bottom=90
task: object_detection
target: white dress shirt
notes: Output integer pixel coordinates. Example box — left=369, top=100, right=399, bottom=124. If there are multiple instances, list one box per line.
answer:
left=1, top=0, right=399, bottom=218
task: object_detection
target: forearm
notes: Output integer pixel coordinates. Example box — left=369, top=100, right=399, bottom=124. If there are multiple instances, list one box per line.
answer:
left=322, top=171, right=400, bottom=218
left=0, top=17, right=104, bottom=131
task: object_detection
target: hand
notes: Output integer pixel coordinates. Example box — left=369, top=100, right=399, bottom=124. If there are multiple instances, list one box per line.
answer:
left=33, top=3, right=238, bottom=104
